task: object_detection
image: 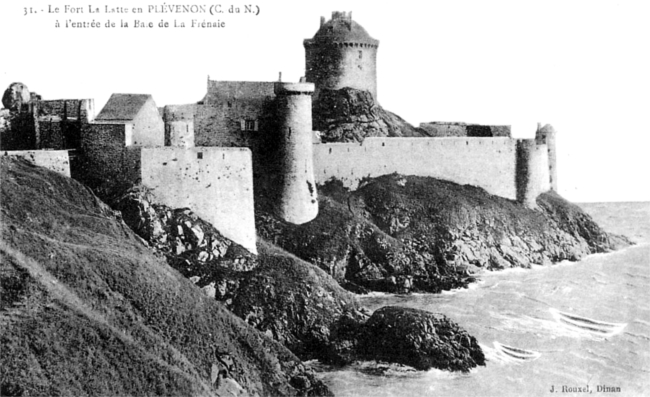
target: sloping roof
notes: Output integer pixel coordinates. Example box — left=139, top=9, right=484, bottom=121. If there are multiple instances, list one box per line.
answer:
left=95, top=94, right=152, bottom=121
left=163, top=104, right=197, bottom=121
left=310, top=12, right=378, bottom=45
left=202, top=81, right=275, bottom=105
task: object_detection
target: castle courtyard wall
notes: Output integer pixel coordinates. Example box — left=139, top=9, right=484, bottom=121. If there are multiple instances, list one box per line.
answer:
left=79, top=123, right=141, bottom=191
left=2, top=150, right=71, bottom=177
left=313, top=137, right=519, bottom=199
left=140, top=147, right=257, bottom=254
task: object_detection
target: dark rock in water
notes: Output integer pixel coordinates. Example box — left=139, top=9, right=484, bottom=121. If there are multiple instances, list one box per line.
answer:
left=322, top=306, right=485, bottom=373
left=313, top=87, right=429, bottom=142
left=357, top=306, right=485, bottom=372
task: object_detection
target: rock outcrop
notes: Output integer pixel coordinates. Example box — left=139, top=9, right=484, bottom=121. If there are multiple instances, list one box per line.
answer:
left=256, top=174, right=632, bottom=294
left=0, top=157, right=331, bottom=397
left=323, top=306, right=485, bottom=373
left=357, top=307, right=485, bottom=372
left=2, top=82, right=31, bottom=111
left=313, top=87, right=428, bottom=142
left=115, top=184, right=487, bottom=373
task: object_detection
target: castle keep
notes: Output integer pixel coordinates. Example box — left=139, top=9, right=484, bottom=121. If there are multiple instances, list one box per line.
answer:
left=1, top=11, right=556, bottom=254
left=304, top=11, right=379, bottom=102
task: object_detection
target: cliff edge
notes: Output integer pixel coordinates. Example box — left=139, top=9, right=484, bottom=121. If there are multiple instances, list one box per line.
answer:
left=256, top=174, right=632, bottom=294
left=0, top=157, right=331, bottom=397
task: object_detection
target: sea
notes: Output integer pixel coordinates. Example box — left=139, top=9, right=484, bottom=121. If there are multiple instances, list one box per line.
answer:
left=315, top=202, right=650, bottom=397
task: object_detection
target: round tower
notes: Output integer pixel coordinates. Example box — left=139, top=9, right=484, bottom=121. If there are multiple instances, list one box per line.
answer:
left=516, top=139, right=550, bottom=208
left=303, top=11, right=379, bottom=102
left=535, top=123, right=558, bottom=192
left=274, top=81, right=318, bottom=224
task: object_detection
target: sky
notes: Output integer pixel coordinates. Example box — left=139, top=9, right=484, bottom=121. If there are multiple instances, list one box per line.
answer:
left=1, top=0, right=649, bottom=202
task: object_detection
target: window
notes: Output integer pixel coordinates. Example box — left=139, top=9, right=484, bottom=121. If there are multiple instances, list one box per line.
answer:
left=359, top=50, right=363, bottom=59
left=240, top=119, right=259, bottom=131
left=197, top=152, right=203, bottom=159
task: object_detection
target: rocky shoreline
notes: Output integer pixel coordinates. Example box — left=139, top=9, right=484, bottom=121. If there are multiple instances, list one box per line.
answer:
left=111, top=171, right=630, bottom=380
left=1, top=157, right=631, bottom=396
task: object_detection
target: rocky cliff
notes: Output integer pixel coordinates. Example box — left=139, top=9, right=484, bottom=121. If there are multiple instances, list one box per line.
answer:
left=0, top=157, right=331, bottom=397
left=114, top=185, right=485, bottom=373
left=313, top=88, right=428, bottom=142
left=1, top=158, right=487, bottom=397
left=256, top=174, right=632, bottom=294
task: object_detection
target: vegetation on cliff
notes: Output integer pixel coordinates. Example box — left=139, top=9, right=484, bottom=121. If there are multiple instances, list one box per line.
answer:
left=256, top=174, right=631, bottom=294
left=2, top=156, right=630, bottom=395
left=0, top=157, right=331, bottom=397
left=115, top=186, right=485, bottom=373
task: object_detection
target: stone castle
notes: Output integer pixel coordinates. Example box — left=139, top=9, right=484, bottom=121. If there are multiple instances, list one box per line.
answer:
left=0, top=11, right=557, bottom=254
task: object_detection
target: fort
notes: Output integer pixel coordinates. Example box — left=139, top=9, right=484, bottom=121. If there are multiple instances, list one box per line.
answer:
left=0, top=11, right=556, bottom=254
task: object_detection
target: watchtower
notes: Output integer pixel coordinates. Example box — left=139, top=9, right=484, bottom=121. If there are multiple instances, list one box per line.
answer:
left=274, top=81, right=318, bottom=224
left=304, top=11, right=379, bottom=102
left=535, top=123, right=558, bottom=192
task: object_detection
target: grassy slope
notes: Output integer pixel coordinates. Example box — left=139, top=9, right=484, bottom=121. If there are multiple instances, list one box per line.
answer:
left=0, top=157, right=319, bottom=397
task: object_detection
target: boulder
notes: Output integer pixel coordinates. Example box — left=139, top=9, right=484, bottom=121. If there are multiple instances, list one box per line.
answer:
left=357, top=306, right=485, bottom=372
left=2, top=82, right=31, bottom=110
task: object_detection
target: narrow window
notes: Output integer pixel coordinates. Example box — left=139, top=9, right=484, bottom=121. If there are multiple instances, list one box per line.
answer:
left=359, top=50, right=363, bottom=59
left=244, top=119, right=256, bottom=131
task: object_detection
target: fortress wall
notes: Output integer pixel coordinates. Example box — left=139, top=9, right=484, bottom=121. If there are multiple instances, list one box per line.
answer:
left=165, top=120, right=194, bottom=147
left=38, top=100, right=67, bottom=117
left=36, top=99, right=94, bottom=122
left=3, top=150, right=70, bottom=177
left=194, top=103, right=263, bottom=147
left=314, top=137, right=518, bottom=199
left=141, top=147, right=257, bottom=254
left=37, top=118, right=65, bottom=149
left=80, top=123, right=141, bottom=189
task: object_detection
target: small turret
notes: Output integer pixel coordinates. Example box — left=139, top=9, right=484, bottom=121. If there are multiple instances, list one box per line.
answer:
left=535, top=123, right=558, bottom=192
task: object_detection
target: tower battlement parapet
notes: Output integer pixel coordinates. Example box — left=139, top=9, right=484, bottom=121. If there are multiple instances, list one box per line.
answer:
left=535, top=123, right=558, bottom=192
left=274, top=82, right=315, bottom=96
